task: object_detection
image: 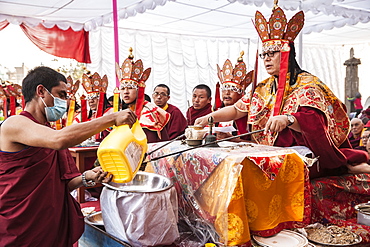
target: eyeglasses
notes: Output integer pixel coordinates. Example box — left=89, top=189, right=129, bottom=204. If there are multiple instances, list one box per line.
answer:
left=259, top=51, right=280, bottom=59
left=362, top=135, right=370, bottom=140
left=152, top=92, right=168, bottom=97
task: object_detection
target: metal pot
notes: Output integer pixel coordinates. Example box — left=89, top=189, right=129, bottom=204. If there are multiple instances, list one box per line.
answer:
left=355, top=203, right=370, bottom=226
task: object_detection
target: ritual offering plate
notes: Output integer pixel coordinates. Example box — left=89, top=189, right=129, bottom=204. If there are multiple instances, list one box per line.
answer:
left=85, top=211, right=104, bottom=226
left=253, top=230, right=308, bottom=247
left=103, top=171, right=173, bottom=193
left=305, top=225, right=362, bottom=246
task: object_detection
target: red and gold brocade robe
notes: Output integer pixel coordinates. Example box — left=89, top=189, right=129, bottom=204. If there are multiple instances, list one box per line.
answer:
left=235, top=72, right=367, bottom=178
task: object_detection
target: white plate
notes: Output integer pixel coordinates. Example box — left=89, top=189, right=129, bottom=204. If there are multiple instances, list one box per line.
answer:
left=253, top=230, right=308, bottom=247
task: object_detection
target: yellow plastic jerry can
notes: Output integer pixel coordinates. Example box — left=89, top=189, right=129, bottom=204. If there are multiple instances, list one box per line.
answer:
left=97, top=120, right=148, bottom=183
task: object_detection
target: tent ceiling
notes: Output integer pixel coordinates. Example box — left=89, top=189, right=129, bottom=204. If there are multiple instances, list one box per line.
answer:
left=1, top=0, right=370, bottom=44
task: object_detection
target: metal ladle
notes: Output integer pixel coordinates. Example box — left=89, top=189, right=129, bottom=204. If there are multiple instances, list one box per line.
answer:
left=140, top=128, right=265, bottom=167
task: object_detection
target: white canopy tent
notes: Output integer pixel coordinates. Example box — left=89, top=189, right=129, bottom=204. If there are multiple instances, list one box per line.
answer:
left=1, top=0, right=370, bottom=113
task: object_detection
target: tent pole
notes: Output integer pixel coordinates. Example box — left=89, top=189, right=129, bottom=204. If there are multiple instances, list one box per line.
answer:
left=113, top=0, right=120, bottom=88
left=298, top=0, right=303, bottom=66
left=298, top=33, right=303, bottom=66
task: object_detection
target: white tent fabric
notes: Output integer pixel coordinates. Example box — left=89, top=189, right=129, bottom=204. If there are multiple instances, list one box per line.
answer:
left=1, top=0, right=370, bottom=113
left=1, top=0, right=369, bottom=35
left=88, top=27, right=252, bottom=113
left=87, top=26, right=370, bottom=114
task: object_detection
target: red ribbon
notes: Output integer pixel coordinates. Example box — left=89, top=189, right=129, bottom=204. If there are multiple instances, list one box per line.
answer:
left=135, top=85, right=145, bottom=118
left=21, top=95, right=25, bottom=109
left=250, top=49, right=259, bottom=103
left=81, top=97, right=87, bottom=122
left=2, top=96, right=7, bottom=119
left=273, top=42, right=290, bottom=116
left=9, top=96, right=16, bottom=116
left=96, top=92, right=105, bottom=118
left=214, top=82, right=222, bottom=110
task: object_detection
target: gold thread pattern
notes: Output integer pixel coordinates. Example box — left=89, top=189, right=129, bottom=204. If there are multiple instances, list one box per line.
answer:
left=215, top=213, right=244, bottom=244
left=245, top=199, right=259, bottom=223
left=253, top=168, right=273, bottom=191
left=291, top=191, right=304, bottom=218
left=280, top=157, right=299, bottom=183
left=231, top=176, right=243, bottom=201
left=269, top=194, right=282, bottom=222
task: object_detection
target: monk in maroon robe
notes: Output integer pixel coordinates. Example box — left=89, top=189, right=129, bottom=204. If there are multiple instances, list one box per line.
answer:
left=165, top=104, right=187, bottom=139
left=186, top=84, right=212, bottom=126
left=186, top=103, right=212, bottom=126
left=0, top=113, right=84, bottom=246
left=0, top=66, right=136, bottom=246
left=152, top=84, right=187, bottom=140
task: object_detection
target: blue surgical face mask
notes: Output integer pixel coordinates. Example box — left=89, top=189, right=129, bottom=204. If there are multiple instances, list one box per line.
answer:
left=40, top=87, right=67, bottom=122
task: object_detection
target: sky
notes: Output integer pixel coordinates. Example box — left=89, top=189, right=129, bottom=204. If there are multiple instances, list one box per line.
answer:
left=0, top=24, right=76, bottom=72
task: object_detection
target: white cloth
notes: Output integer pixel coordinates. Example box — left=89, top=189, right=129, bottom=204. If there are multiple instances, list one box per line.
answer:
left=101, top=185, right=179, bottom=247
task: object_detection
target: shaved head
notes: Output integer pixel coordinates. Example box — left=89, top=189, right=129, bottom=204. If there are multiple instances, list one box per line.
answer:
left=351, top=118, right=364, bottom=136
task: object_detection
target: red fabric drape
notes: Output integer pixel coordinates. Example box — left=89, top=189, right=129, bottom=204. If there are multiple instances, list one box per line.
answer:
left=0, top=20, right=9, bottom=31
left=20, top=23, right=91, bottom=63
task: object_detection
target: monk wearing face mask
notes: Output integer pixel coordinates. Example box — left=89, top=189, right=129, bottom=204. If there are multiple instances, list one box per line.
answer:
left=0, top=66, right=137, bottom=246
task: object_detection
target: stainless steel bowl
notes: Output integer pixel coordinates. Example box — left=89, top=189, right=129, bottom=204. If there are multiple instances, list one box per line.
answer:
left=103, top=171, right=173, bottom=193
left=85, top=211, right=104, bottom=226
left=186, top=139, right=203, bottom=146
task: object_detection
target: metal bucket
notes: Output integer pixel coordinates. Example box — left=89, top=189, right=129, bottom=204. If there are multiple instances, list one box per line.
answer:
left=103, top=171, right=173, bottom=193
left=100, top=171, right=179, bottom=247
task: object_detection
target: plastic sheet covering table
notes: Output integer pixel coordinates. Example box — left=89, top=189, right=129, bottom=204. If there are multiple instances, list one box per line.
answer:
left=145, top=141, right=311, bottom=246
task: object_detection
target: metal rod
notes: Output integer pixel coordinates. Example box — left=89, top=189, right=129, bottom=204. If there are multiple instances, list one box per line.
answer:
left=146, top=133, right=185, bottom=156
left=142, top=128, right=265, bottom=165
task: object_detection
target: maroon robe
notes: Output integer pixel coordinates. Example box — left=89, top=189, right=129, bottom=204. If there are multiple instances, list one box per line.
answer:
left=274, top=106, right=368, bottom=178
left=164, top=104, right=187, bottom=140
left=186, top=103, right=212, bottom=126
left=0, top=111, right=84, bottom=247
left=143, top=128, right=169, bottom=143
left=348, top=131, right=361, bottom=149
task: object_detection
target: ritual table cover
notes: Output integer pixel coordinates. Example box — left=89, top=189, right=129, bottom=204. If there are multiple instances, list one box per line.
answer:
left=146, top=141, right=311, bottom=246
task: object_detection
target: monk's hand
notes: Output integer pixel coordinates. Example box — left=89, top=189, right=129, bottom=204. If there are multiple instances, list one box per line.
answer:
left=88, top=167, right=113, bottom=183
left=216, top=131, right=232, bottom=140
left=346, top=163, right=370, bottom=174
left=114, top=109, right=137, bottom=127
left=264, top=115, right=289, bottom=134
left=194, top=116, right=209, bottom=127
left=216, top=131, right=242, bottom=142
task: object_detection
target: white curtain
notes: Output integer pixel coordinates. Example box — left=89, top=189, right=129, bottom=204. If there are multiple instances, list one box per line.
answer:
left=88, top=26, right=370, bottom=114
left=88, top=26, right=251, bottom=114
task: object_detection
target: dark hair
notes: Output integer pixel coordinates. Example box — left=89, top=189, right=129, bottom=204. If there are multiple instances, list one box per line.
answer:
left=154, top=84, right=170, bottom=96
left=193, top=84, right=211, bottom=98
left=145, top=94, right=151, bottom=102
left=75, top=102, right=81, bottom=111
left=107, top=95, right=114, bottom=102
left=22, top=66, right=67, bottom=103
left=288, top=43, right=306, bottom=86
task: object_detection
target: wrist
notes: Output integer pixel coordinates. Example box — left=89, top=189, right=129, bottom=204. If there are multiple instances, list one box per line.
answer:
left=285, top=114, right=295, bottom=127
left=82, top=171, right=96, bottom=187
